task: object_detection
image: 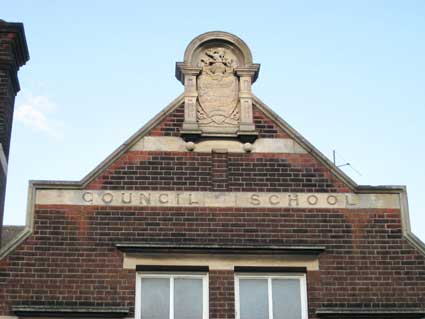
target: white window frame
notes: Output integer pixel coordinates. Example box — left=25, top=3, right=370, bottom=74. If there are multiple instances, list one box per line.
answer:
left=235, top=273, right=308, bottom=319
left=135, top=272, right=209, bottom=319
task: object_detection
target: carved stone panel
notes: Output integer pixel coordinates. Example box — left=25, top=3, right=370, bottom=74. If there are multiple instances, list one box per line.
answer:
left=197, top=48, right=239, bottom=131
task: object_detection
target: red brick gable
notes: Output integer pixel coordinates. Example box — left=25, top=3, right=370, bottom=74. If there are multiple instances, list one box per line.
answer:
left=0, top=96, right=424, bottom=318
left=86, top=151, right=350, bottom=193
left=145, top=103, right=290, bottom=139
left=85, top=100, right=351, bottom=192
left=253, top=105, right=290, bottom=139
left=147, top=103, right=185, bottom=137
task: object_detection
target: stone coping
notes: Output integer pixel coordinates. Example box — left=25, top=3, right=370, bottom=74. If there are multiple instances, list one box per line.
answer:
left=1, top=225, right=24, bottom=247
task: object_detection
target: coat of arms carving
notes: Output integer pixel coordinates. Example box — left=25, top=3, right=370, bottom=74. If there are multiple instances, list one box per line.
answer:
left=197, top=48, right=239, bottom=126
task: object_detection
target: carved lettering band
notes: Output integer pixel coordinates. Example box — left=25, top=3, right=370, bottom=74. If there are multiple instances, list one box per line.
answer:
left=35, top=190, right=400, bottom=210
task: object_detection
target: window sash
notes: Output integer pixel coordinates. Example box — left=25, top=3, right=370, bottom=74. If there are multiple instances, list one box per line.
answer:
left=135, top=273, right=209, bottom=319
left=235, top=274, right=308, bottom=319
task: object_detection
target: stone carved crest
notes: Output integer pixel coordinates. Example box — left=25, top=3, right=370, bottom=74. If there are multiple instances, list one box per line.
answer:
left=197, top=48, right=239, bottom=126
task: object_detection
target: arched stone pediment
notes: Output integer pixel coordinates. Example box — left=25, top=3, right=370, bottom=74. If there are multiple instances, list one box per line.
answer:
left=176, top=31, right=260, bottom=141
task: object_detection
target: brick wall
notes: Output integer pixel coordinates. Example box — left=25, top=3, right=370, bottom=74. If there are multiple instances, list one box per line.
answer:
left=148, top=103, right=290, bottom=139
left=87, top=151, right=350, bottom=193
left=1, top=104, right=424, bottom=318
left=0, top=21, right=29, bottom=244
left=209, top=270, right=235, bottom=319
left=1, top=204, right=424, bottom=317
left=87, top=104, right=350, bottom=193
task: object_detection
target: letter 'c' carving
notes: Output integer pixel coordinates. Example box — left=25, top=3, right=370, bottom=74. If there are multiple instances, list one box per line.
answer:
left=269, top=194, right=280, bottom=205
left=82, top=192, right=93, bottom=203
left=159, top=193, right=169, bottom=204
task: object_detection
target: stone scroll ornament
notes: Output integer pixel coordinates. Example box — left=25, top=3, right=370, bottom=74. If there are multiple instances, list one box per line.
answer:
left=197, top=48, right=240, bottom=126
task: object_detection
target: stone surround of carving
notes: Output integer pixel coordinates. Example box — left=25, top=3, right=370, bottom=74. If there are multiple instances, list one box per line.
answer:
left=176, top=32, right=260, bottom=141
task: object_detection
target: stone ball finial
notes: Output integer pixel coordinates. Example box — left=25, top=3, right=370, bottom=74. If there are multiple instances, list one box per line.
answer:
left=185, top=141, right=196, bottom=151
left=243, top=143, right=254, bottom=153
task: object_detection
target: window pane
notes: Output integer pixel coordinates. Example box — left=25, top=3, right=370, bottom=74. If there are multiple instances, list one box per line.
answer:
left=174, top=278, right=203, bottom=319
left=141, top=278, right=170, bottom=319
left=272, top=279, right=302, bottom=319
left=239, top=279, right=268, bottom=319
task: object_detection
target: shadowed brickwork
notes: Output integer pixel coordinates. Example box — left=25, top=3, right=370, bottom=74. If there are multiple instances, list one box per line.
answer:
left=86, top=106, right=350, bottom=193
left=148, top=103, right=290, bottom=139
left=86, top=151, right=349, bottom=192
left=1, top=205, right=424, bottom=318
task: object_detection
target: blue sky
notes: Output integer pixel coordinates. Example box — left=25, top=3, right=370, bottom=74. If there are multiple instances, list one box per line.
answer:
left=2, top=1, right=425, bottom=240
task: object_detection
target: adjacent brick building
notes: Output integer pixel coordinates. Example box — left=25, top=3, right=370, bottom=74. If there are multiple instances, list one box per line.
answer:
left=0, top=29, right=424, bottom=319
left=0, top=20, right=29, bottom=244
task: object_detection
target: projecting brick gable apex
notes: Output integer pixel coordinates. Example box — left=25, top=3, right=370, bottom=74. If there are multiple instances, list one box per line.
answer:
left=76, top=93, right=354, bottom=193
left=70, top=93, right=356, bottom=193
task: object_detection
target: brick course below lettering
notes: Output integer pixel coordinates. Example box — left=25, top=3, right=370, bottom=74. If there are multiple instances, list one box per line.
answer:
left=1, top=205, right=424, bottom=317
left=86, top=151, right=350, bottom=193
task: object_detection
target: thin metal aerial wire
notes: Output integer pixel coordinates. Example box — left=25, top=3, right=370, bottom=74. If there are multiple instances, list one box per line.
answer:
left=333, top=150, right=362, bottom=176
